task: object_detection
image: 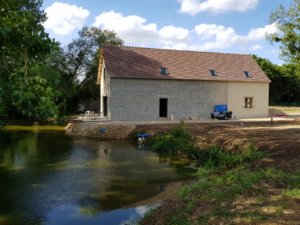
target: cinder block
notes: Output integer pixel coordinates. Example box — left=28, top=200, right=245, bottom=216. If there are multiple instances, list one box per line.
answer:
left=108, top=78, right=228, bottom=121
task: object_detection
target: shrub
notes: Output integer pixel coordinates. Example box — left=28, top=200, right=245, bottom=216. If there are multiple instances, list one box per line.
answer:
left=149, top=124, right=197, bottom=157
left=197, top=145, right=266, bottom=169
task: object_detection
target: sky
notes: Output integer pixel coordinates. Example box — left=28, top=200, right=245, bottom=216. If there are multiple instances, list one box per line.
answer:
left=42, top=0, right=292, bottom=64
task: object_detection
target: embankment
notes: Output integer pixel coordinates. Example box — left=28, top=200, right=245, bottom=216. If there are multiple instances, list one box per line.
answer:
left=65, top=122, right=136, bottom=139
left=66, top=120, right=300, bottom=170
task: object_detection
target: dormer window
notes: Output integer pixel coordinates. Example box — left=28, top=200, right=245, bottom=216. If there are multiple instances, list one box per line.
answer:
left=244, top=71, right=252, bottom=78
left=160, top=67, right=169, bottom=75
left=209, top=69, right=218, bottom=77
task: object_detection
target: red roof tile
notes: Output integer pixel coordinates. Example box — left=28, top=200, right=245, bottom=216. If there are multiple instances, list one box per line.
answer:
left=102, top=46, right=271, bottom=83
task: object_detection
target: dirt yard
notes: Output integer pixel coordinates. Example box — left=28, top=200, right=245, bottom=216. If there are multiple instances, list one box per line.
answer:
left=135, top=120, right=300, bottom=171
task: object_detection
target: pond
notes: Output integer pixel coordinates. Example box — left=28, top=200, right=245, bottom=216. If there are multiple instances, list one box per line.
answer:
left=0, top=127, right=196, bottom=225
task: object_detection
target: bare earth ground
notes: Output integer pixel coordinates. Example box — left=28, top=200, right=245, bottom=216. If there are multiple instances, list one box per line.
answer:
left=134, top=120, right=300, bottom=225
left=135, top=121, right=300, bottom=171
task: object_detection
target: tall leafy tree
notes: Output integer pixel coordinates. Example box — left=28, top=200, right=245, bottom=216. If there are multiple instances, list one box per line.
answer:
left=253, top=55, right=300, bottom=102
left=268, top=0, right=300, bottom=64
left=0, top=0, right=59, bottom=119
left=55, top=27, right=123, bottom=113
left=267, top=0, right=300, bottom=103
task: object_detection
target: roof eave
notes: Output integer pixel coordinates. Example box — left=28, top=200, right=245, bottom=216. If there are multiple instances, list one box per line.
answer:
left=110, top=76, right=271, bottom=83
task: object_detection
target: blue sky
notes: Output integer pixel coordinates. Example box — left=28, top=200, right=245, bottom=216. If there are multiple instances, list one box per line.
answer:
left=42, top=0, right=291, bottom=64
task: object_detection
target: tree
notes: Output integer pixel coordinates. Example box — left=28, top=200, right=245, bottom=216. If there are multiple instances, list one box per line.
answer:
left=55, top=27, right=123, bottom=113
left=268, top=0, right=300, bottom=64
left=253, top=55, right=300, bottom=103
left=267, top=0, right=300, bottom=104
left=0, top=0, right=59, bottom=119
left=253, top=55, right=291, bottom=102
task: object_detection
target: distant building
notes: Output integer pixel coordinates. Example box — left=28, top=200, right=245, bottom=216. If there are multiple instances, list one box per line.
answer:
left=97, top=46, right=270, bottom=121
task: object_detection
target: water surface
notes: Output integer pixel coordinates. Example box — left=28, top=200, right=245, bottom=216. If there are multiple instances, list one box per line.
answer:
left=0, top=128, right=195, bottom=225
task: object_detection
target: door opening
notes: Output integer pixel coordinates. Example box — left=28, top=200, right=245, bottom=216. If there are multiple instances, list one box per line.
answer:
left=159, top=98, right=168, bottom=117
left=103, top=96, right=107, bottom=117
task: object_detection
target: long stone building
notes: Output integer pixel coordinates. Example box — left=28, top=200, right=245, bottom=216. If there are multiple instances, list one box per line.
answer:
left=97, top=46, right=270, bottom=121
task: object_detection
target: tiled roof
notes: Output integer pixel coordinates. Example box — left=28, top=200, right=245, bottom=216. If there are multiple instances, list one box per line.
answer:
left=101, top=46, right=271, bottom=83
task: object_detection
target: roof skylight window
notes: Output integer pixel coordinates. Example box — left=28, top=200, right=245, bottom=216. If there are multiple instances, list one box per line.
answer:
left=160, top=67, right=169, bottom=75
left=209, top=69, right=218, bottom=77
left=244, top=71, right=252, bottom=78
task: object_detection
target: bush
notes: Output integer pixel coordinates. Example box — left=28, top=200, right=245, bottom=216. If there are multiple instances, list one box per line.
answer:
left=149, top=124, right=197, bottom=157
left=197, top=145, right=266, bottom=169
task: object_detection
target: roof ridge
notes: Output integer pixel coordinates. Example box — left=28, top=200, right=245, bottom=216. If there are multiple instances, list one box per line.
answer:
left=103, top=45, right=251, bottom=56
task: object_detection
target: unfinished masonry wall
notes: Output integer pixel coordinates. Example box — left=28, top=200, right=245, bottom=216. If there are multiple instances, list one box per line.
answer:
left=109, top=78, right=228, bottom=121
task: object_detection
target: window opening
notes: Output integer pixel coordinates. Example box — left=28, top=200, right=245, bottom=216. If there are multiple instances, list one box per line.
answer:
left=160, top=67, right=169, bottom=75
left=245, top=97, right=253, bottom=108
left=209, top=69, right=218, bottom=76
left=244, top=71, right=252, bottom=78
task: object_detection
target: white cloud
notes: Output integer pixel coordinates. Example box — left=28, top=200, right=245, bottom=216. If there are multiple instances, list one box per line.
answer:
left=163, top=43, right=198, bottom=51
left=159, top=26, right=189, bottom=41
left=193, top=23, right=277, bottom=51
left=247, top=23, right=278, bottom=41
left=248, top=44, right=263, bottom=51
left=92, top=10, right=275, bottom=55
left=93, top=11, right=189, bottom=45
left=179, top=0, right=259, bottom=16
left=194, top=24, right=246, bottom=50
left=44, top=2, right=90, bottom=35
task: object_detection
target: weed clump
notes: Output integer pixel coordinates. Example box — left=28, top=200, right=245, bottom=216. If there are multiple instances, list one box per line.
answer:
left=149, top=124, right=197, bottom=158
left=197, top=144, right=266, bottom=169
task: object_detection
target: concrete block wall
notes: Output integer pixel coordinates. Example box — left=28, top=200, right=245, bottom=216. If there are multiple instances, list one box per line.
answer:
left=109, top=78, right=228, bottom=121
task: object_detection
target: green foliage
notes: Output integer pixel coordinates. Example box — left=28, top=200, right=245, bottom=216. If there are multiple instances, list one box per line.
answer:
left=284, top=188, right=300, bottom=198
left=167, top=216, right=191, bottom=225
left=170, top=166, right=300, bottom=225
left=10, top=66, right=58, bottom=119
left=0, top=1, right=125, bottom=119
left=0, top=0, right=59, bottom=120
left=256, top=0, right=300, bottom=103
left=197, top=145, right=266, bottom=169
left=0, top=0, right=54, bottom=62
left=149, top=125, right=197, bottom=157
left=53, top=26, right=123, bottom=114
left=150, top=126, right=265, bottom=168
left=179, top=167, right=300, bottom=201
left=253, top=55, right=300, bottom=102
left=268, top=0, right=300, bottom=64
left=178, top=146, right=267, bottom=198
left=0, top=88, right=7, bottom=117
left=0, top=2, right=125, bottom=119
